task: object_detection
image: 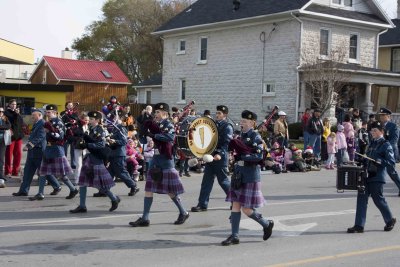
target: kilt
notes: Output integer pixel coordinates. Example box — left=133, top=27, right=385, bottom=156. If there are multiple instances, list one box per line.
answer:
left=78, top=157, right=115, bottom=190
left=145, top=168, right=184, bottom=195
left=39, top=156, right=73, bottom=176
left=226, top=182, right=266, bottom=209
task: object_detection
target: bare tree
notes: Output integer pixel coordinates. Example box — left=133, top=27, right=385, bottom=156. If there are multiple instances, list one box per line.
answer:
left=300, top=45, right=355, bottom=115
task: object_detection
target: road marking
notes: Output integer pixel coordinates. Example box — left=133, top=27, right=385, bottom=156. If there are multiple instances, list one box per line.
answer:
left=266, top=245, right=400, bottom=267
left=241, top=210, right=355, bottom=236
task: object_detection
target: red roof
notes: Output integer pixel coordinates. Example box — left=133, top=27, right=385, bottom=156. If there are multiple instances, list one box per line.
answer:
left=40, top=56, right=131, bottom=84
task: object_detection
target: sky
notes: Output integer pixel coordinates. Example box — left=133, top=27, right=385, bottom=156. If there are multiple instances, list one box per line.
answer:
left=0, top=0, right=397, bottom=63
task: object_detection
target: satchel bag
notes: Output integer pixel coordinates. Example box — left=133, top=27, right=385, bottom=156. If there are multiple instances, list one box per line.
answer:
left=231, top=171, right=242, bottom=190
left=4, top=129, right=12, bottom=146
left=150, top=167, right=163, bottom=183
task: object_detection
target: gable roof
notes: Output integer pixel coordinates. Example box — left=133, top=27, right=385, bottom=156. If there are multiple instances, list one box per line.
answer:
left=304, top=4, right=387, bottom=25
left=30, top=56, right=131, bottom=84
left=380, top=19, right=400, bottom=46
left=134, top=73, right=162, bottom=87
left=155, top=0, right=310, bottom=34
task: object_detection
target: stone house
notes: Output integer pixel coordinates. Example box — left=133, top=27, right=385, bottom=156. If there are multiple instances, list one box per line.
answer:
left=153, top=0, right=400, bottom=122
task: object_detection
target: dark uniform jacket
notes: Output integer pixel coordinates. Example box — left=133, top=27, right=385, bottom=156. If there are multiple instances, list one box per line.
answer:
left=44, top=117, right=65, bottom=159
left=150, top=119, right=175, bottom=169
left=26, top=119, right=46, bottom=159
left=211, top=119, right=233, bottom=167
left=383, top=121, right=399, bottom=148
left=109, top=124, right=128, bottom=157
left=235, top=129, right=264, bottom=183
left=366, top=137, right=395, bottom=183
left=85, top=125, right=108, bottom=165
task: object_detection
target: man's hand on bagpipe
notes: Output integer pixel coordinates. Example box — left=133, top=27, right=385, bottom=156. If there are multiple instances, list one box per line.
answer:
left=228, top=138, right=254, bottom=155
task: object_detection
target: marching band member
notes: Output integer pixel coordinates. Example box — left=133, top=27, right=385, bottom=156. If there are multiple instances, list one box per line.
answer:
left=129, top=103, right=189, bottom=227
left=70, top=111, right=120, bottom=213
left=29, top=105, right=78, bottom=201
left=347, top=121, right=396, bottom=233
left=60, top=101, right=79, bottom=169
left=191, top=105, right=233, bottom=212
left=106, top=118, right=140, bottom=196
left=71, top=114, right=90, bottom=185
left=222, top=110, right=273, bottom=246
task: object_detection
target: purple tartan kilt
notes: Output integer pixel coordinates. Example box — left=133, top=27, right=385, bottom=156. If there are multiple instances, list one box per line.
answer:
left=226, top=182, right=266, bottom=209
left=145, top=168, right=184, bottom=195
left=39, top=156, right=73, bottom=176
left=78, top=157, right=115, bottom=190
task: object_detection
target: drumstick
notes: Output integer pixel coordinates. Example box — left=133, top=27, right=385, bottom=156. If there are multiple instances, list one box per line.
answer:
left=355, top=152, right=380, bottom=164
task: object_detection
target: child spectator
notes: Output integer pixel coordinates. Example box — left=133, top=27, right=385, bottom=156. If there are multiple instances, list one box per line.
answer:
left=126, top=138, right=142, bottom=181
left=346, top=130, right=356, bottom=164
left=142, top=139, right=154, bottom=180
left=336, top=124, right=347, bottom=166
left=326, top=132, right=337, bottom=169
left=270, top=142, right=284, bottom=174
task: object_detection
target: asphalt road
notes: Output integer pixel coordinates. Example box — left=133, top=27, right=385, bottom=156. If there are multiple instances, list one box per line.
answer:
left=1, top=165, right=400, bottom=267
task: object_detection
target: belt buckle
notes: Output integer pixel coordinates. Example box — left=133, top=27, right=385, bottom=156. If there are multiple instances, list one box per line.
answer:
left=237, top=160, right=244, bottom=167
left=154, top=149, right=160, bottom=155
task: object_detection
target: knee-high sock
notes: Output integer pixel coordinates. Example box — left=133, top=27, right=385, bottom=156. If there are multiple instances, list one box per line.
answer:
left=79, top=186, right=87, bottom=208
left=248, top=211, right=269, bottom=228
left=105, top=190, right=117, bottom=201
left=171, top=195, right=187, bottom=215
left=62, top=176, right=75, bottom=191
left=38, top=176, right=46, bottom=195
left=142, top=197, right=153, bottom=220
left=231, top=212, right=241, bottom=238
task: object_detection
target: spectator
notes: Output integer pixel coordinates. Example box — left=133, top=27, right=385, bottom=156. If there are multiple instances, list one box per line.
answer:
left=274, top=111, right=289, bottom=148
left=0, top=107, right=11, bottom=182
left=326, top=132, right=337, bottom=169
left=321, top=117, right=331, bottom=163
left=136, top=105, right=153, bottom=144
left=4, top=99, right=24, bottom=178
left=336, top=125, right=347, bottom=166
left=351, top=108, right=362, bottom=131
left=301, top=108, right=312, bottom=150
left=306, top=109, right=324, bottom=160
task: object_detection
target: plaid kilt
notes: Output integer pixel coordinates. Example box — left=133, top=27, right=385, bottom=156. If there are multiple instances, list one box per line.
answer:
left=145, top=168, right=184, bottom=195
left=78, top=157, right=115, bottom=190
left=39, top=156, right=73, bottom=176
left=226, top=182, right=266, bottom=209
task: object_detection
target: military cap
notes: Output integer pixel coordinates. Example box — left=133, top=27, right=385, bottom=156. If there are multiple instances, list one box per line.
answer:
left=216, top=105, right=229, bottom=114
left=370, top=121, right=384, bottom=131
left=241, top=110, right=257, bottom=121
left=154, top=102, right=169, bottom=112
left=87, top=111, right=102, bottom=119
left=46, top=104, right=58, bottom=111
left=378, top=107, right=392, bottom=115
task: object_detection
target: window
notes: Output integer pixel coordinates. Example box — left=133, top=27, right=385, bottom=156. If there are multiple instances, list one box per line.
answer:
left=349, top=33, right=359, bottom=61
left=392, top=48, right=400, bottom=72
left=198, top=37, right=207, bottom=63
left=262, top=82, right=276, bottom=96
left=320, top=29, right=330, bottom=57
left=178, top=40, right=186, bottom=54
left=332, top=0, right=352, bottom=7
left=145, top=90, right=151, bottom=104
left=179, top=79, right=186, bottom=101
left=101, top=70, right=112, bottom=78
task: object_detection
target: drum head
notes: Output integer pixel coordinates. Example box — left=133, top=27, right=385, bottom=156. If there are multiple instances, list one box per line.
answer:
left=186, top=116, right=218, bottom=158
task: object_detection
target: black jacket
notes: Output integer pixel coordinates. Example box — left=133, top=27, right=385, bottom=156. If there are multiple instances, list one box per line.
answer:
left=4, top=109, right=24, bottom=141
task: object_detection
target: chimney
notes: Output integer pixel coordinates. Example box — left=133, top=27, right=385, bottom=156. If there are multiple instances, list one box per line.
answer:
left=233, top=0, right=240, bottom=11
left=61, top=47, right=73, bottom=59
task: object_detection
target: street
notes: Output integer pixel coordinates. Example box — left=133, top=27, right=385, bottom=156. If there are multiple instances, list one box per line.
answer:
left=0, top=167, right=399, bottom=267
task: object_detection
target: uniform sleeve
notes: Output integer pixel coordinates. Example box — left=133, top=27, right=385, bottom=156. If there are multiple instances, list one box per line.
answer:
left=241, top=134, right=263, bottom=162
left=112, top=126, right=128, bottom=146
left=87, top=128, right=106, bottom=150
left=378, top=142, right=396, bottom=167
left=28, top=125, right=45, bottom=148
left=215, top=123, right=233, bottom=155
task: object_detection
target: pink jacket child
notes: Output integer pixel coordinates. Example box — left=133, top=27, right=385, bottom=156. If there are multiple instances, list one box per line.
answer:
left=126, top=139, right=143, bottom=178
left=336, top=124, right=347, bottom=166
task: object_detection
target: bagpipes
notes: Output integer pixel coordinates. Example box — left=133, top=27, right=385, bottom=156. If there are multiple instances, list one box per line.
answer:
left=178, top=100, right=195, bottom=122
left=76, top=131, right=112, bottom=161
left=44, top=120, right=64, bottom=146
left=143, top=120, right=174, bottom=160
left=60, top=102, right=80, bottom=138
left=228, top=138, right=255, bottom=155
left=256, top=105, right=279, bottom=131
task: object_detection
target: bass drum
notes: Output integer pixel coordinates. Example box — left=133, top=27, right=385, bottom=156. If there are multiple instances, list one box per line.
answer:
left=176, top=116, right=218, bottom=158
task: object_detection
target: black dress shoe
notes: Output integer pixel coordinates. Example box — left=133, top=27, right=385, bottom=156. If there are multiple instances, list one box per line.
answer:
left=129, top=217, right=150, bottom=227
left=128, top=187, right=140, bottom=196
left=12, top=192, right=28, bottom=196
left=191, top=206, right=207, bottom=212
left=347, top=225, right=364, bottom=233
left=93, top=192, right=107, bottom=197
left=50, top=187, right=62, bottom=195
left=66, top=189, right=79, bottom=199
left=109, top=196, right=121, bottom=212
left=174, top=213, right=190, bottom=225
left=221, top=235, right=240, bottom=246
left=263, top=220, right=274, bottom=241
left=29, top=194, right=44, bottom=201
left=69, top=206, right=87, bottom=213
left=384, top=218, right=396, bottom=231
